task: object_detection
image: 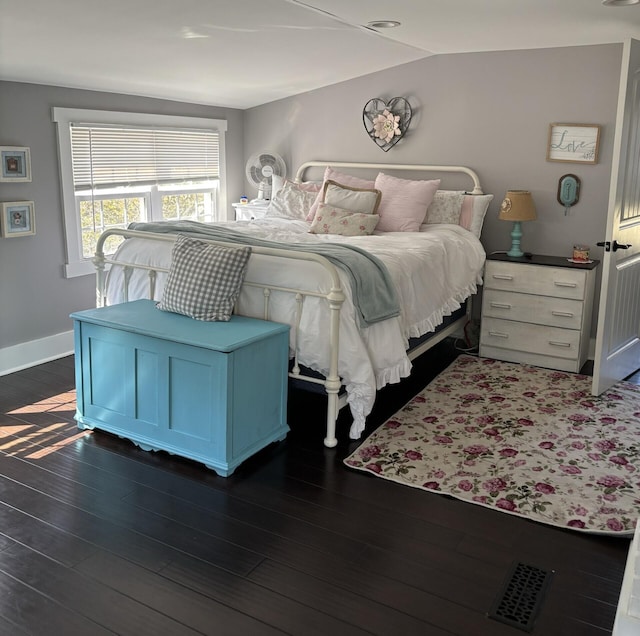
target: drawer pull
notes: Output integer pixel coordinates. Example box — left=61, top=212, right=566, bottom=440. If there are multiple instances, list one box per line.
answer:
left=490, top=302, right=512, bottom=310
left=492, top=274, right=514, bottom=281
left=554, top=281, right=578, bottom=288
left=548, top=340, right=571, bottom=348
left=551, top=311, right=575, bottom=318
left=488, top=331, right=509, bottom=339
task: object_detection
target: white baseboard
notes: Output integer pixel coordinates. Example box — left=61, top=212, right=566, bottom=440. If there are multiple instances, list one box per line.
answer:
left=0, top=330, right=74, bottom=376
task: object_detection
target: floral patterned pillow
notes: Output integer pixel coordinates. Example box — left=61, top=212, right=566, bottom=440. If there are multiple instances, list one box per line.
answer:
left=421, top=190, right=494, bottom=238
left=266, top=180, right=320, bottom=220
left=424, top=190, right=466, bottom=224
left=309, top=204, right=380, bottom=236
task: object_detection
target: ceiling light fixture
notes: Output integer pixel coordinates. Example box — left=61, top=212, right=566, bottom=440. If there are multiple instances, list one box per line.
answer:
left=366, top=20, right=401, bottom=29
left=602, top=0, right=639, bottom=6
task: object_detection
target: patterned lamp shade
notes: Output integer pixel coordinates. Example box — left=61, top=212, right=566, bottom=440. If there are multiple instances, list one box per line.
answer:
left=499, top=190, right=536, bottom=257
left=499, top=190, right=537, bottom=222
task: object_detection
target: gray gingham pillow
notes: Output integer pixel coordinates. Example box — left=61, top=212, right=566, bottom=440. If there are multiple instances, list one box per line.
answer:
left=157, top=235, right=251, bottom=321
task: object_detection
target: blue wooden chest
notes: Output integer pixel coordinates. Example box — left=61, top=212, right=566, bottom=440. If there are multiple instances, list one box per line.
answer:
left=71, top=300, right=289, bottom=476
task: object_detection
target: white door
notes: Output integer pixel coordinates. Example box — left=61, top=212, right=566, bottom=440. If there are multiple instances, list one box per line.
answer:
left=592, top=38, right=640, bottom=395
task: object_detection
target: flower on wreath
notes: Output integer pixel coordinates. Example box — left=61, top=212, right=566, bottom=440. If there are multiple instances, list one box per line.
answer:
left=373, top=109, right=401, bottom=143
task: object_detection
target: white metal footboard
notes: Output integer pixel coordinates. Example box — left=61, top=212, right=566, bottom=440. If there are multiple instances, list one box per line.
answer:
left=94, top=228, right=346, bottom=448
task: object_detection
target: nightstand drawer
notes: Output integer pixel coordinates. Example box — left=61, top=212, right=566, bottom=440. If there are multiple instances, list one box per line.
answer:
left=483, top=289, right=584, bottom=330
left=232, top=202, right=269, bottom=221
left=481, top=317, right=581, bottom=360
left=485, top=260, right=587, bottom=300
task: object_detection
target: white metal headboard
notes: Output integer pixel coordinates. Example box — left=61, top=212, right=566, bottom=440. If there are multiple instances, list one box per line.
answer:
left=294, top=161, right=484, bottom=195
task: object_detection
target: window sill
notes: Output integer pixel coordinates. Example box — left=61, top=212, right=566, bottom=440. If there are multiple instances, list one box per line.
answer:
left=65, top=259, right=96, bottom=278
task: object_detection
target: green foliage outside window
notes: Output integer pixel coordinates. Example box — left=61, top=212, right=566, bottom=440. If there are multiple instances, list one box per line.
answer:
left=162, top=193, right=206, bottom=221
left=80, top=198, right=143, bottom=258
left=79, top=189, right=215, bottom=259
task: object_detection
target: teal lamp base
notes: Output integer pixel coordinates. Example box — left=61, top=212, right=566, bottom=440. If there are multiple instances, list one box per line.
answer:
left=507, top=221, right=524, bottom=257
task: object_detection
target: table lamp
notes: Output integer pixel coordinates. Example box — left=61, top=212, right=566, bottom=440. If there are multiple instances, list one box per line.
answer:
left=498, top=190, right=537, bottom=257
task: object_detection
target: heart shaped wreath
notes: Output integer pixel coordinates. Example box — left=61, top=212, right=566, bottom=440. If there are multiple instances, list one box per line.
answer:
left=362, top=97, right=412, bottom=152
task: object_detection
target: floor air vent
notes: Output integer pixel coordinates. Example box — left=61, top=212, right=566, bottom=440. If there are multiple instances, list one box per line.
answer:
left=488, top=561, right=553, bottom=632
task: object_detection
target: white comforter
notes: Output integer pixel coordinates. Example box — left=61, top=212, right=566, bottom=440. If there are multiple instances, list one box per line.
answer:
left=105, top=218, right=486, bottom=438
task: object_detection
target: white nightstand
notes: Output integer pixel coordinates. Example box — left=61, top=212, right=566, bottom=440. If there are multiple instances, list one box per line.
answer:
left=232, top=201, right=269, bottom=221
left=479, top=253, right=599, bottom=373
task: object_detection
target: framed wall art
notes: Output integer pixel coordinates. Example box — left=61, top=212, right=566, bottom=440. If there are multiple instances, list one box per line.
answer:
left=546, top=124, right=601, bottom=164
left=1, top=201, right=35, bottom=237
left=0, top=146, right=32, bottom=182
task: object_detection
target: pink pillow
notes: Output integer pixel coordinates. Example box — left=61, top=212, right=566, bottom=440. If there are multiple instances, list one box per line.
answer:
left=458, top=196, right=475, bottom=231
left=374, top=173, right=440, bottom=232
left=306, top=167, right=376, bottom=222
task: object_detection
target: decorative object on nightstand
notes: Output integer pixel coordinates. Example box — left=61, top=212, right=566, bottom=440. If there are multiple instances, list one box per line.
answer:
left=480, top=254, right=600, bottom=373
left=245, top=152, right=286, bottom=201
left=498, top=190, right=537, bottom=257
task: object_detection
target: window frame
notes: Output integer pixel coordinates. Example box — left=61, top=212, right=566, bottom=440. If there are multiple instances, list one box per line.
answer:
left=52, top=107, right=227, bottom=278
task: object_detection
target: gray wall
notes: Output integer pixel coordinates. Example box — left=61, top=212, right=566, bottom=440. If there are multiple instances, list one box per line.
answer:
left=0, top=82, right=244, bottom=353
left=244, top=43, right=621, bottom=261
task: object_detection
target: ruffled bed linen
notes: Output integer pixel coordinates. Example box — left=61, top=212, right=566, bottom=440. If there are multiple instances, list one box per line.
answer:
left=104, top=218, right=486, bottom=439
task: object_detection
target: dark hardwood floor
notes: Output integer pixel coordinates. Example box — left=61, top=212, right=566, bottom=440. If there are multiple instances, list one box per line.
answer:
left=0, top=341, right=632, bottom=635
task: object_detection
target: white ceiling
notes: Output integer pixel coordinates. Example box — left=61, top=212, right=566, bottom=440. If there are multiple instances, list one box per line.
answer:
left=1, top=0, right=640, bottom=109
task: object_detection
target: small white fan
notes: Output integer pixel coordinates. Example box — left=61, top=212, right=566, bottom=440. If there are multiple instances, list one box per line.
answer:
left=245, top=152, right=286, bottom=201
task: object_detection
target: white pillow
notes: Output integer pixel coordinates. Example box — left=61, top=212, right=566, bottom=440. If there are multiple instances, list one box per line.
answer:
left=374, top=172, right=440, bottom=232
left=323, top=180, right=382, bottom=215
left=271, top=174, right=284, bottom=199
left=306, top=167, right=376, bottom=222
left=266, top=180, right=319, bottom=220
left=465, top=194, right=493, bottom=238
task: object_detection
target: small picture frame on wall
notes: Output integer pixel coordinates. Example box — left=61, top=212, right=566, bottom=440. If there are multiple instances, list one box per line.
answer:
left=0, top=146, right=32, bottom=182
left=1, top=201, right=35, bottom=237
left=547, top=124, right=601, bottom=164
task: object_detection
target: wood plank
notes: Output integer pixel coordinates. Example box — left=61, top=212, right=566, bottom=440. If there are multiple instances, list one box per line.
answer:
left=0, top=474, right=173, bottom=571
left=248, top=557, right=453, bottom=636
left=0, top=467, right=262, bottom=577
left=0, top=614, right=31, bottom=636
left=0, top=543, right=201, bottom=635
left=78, top=549, right=350, bottom=636
left=0, top=569, right=115, bottom=636
left=0, top=503, right=98, bottom=567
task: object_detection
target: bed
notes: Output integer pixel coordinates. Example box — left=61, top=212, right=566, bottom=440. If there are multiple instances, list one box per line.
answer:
left=93, top=161, right=491, bottom=447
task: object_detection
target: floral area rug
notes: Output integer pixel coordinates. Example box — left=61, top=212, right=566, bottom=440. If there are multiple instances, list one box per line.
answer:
left=345, top=355, right=640, bottom=536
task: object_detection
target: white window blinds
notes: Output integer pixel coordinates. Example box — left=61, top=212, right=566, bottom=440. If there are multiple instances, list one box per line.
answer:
left=70, top=124, right=221, bottom=190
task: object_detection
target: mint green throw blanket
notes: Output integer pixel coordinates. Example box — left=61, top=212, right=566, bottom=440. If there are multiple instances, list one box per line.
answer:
left=127, top=221, right=400, bottom=327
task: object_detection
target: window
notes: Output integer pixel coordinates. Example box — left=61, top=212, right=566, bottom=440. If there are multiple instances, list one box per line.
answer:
left=52, top=108, right=227, bottom=277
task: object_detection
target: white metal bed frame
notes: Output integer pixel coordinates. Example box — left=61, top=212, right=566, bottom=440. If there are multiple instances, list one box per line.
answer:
left=93, top=161, right=484, bottom=448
